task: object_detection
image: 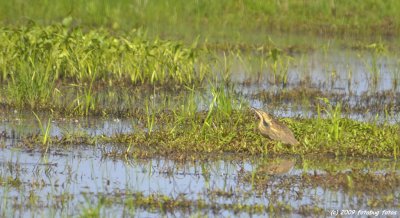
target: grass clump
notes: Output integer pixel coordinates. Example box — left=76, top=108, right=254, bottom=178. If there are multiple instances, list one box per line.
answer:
left=0, top=24, right=207, bottom=109
left=38, top=109, right=400, bottom=159
left=0, top=25, right=202, bottom=85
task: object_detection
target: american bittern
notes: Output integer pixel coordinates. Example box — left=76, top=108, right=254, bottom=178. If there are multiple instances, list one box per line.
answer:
left=252, top=108, right=299, bottom=146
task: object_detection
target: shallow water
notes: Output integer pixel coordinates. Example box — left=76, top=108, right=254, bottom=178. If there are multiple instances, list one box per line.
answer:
left=0, top=141, right=399, bottom=217
left=230, top=49, right=399, bottom=90
left=0, top=109, right=399, bottom=216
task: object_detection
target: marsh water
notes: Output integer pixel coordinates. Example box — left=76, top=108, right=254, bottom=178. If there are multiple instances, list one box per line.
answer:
left=1, top=144, right=399, bottom=217
left=1, top=49, right=400, bottom=217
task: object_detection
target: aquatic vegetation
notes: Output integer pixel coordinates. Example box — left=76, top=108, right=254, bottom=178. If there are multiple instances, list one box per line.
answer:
left=144, top=99, right=156, bottom=135
left=32, top=111, right=52, bottom=148
left=18, top=109, right=398, bottom=159
left=359, top=42, right=387, bottom=87
left=6, top=61, right=56, bottom=108
left=0, top=24, right=399, bottom=117
left=1, top=1, right=400, bottom=217
left=267, top=48, right=293, bottom=86
left=71, top=68, right=97, bottom=116
left=317, top=98, right=342, bottom=142
left=0, top=25, right=206, bottom=110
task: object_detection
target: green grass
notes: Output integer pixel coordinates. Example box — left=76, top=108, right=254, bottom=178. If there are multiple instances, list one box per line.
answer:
left=1, top=0, right=399, bottom=42
left=0, top=25, right=314, bottom=114
left=0, top=24, right=203, bottom=85
left=6, top=60, right=56, bottom=108
left=32, top=111, right=52, bottom=147
left=0, top=25, right=208, bottom=111
left=0, top=3, right=398, bottom=158
left=29, top=109, right=399, bottom=159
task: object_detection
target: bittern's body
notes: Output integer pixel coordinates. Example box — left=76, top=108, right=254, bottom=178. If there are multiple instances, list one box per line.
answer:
left=252, top=108, right=299, bottom=146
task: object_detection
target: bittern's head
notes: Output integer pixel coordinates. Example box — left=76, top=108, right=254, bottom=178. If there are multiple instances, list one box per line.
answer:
left=251, top=108, right=273, bottom=128
left=251, top=107, right=300, bottom=145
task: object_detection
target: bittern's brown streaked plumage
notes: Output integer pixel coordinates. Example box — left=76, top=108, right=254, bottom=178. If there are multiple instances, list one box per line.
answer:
left=251, top=108, right=299, bottom=146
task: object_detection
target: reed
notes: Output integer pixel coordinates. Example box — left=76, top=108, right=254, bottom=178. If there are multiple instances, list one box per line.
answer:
left=32, top=111, right=52, bottom=148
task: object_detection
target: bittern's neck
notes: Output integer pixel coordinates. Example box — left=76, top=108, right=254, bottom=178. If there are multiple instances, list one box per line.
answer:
left=262, top=119, right=270, bottom=127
